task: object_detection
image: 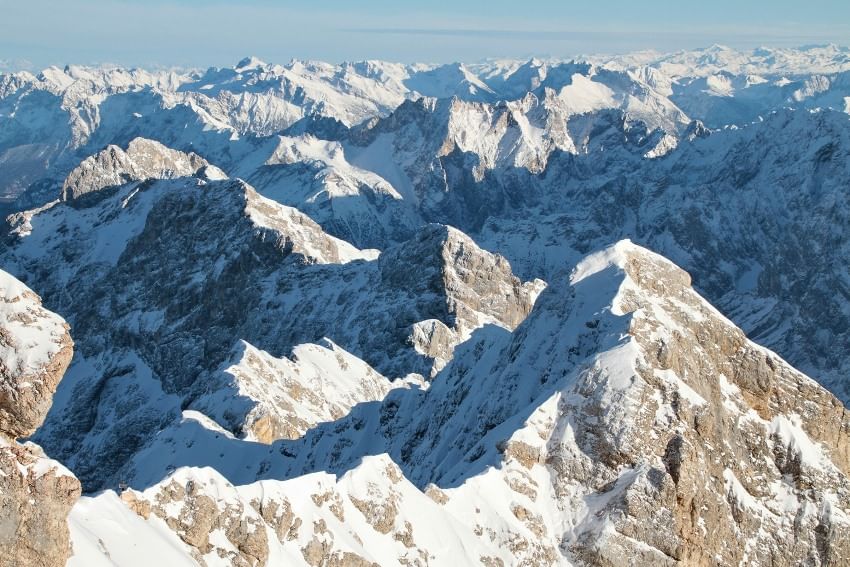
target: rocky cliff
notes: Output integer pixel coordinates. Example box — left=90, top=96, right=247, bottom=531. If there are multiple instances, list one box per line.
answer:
left=0, top=269, right=79, bottom=567
left=65, top=242, right=850, bottom=566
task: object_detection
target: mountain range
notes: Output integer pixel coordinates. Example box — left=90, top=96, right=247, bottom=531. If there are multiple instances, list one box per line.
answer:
left=1, top=44, right=850, bottom=566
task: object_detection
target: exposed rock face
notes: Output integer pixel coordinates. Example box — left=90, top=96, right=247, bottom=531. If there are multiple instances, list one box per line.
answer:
left=0, top=270, right=80, bottom=567
left=553, top=242, right=850, bottom=565
left=379, top=224, right=545, bottom=374
left=3, top=52, right=850, bottom=411
left=61, top=137, right=225, bottom=201
left=0, top=440, right=81, bottom=567
left=473, top=107, right=850, bottom=407
left=0, top=270, right=73, bottom=438
left=242, top=181, right=379, bottom=265
left=147, top=475, right=270, bottom=566
left=380, top=224, right=543, bottom=332
left=69, top=241, right=849, bottom=566
left=102, top=456, right=491, bottom=567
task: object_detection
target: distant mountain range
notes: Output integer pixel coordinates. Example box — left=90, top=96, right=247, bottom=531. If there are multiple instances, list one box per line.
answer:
left=2, top=45, right=850, bottom=566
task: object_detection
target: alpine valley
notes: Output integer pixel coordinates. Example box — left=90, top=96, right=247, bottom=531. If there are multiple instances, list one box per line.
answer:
left=1, top=45, right=850, bottom=566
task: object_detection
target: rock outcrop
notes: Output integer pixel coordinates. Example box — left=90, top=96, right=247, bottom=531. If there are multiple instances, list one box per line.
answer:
left=0, top=270, right=73, bottom=437
left=380, top=223, right=546, bottom=374
left=0, top=269, right=80, bottom=567
left=191, top=339, right=395, bottom=443
left=61, top=137, right=226, bottom=201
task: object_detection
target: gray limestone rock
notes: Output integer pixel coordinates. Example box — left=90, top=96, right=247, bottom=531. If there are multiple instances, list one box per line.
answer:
left=0, top=270, right=79, bottom=567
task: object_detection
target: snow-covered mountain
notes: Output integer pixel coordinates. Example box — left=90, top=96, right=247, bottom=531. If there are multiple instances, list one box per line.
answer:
left=2, top=46, right=850, bottom=566
left=4, top=45, right=850, bottom=208
left=67, top=242, right=850, bottom=566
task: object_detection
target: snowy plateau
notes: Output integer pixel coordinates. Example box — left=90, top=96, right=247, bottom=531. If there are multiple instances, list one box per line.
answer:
left=0, top=44, right=850, bottom=566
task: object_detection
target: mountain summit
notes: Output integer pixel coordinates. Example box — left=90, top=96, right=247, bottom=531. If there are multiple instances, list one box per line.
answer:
left=1, top=46, right=850, bottom=566
left=57, top=241, right=850, bottom=566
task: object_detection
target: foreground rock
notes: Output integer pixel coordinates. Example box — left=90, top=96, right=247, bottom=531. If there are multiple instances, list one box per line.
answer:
left=550, top=241, right=850, bottom=565
left=0, top=269, right=80, bottom=567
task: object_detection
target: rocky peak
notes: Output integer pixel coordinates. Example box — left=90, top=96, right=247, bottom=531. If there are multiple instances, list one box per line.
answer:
left=235, top=56, right=267, bottom=72
left=357, top=96, right=446, bottom=139
left=380, top=224, right=545, bottom=370
left=353, top=239, right=850, bottom=565
left=683, top=118, right=711, bottom=140
left=0, top=270, right=73, bottom=438
left=0, top=269, right=80, bottom=567
left=524, top=240, right=850, bottom=564
left=61, top=137, right=226, bottom=201
left=56, top=240, right=850, bottom=566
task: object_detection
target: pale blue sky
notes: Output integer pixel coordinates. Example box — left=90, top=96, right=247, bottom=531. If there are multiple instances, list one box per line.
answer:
left=1, top=0, right=849, bottom=70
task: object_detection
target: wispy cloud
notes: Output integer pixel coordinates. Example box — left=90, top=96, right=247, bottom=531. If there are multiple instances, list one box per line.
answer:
left=1, top=0, right=848, bottom=68
left=342, top=26, right=850, bottom=44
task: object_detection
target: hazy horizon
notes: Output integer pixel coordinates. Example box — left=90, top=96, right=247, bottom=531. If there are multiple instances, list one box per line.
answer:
left=2, top=0, right=849, bottom=71
left=2, top=42, right=849, bottom=74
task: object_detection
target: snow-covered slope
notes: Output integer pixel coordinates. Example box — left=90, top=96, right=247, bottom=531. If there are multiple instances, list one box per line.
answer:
left=5, top=46, right=850, bottom=211
left=245, top=133, right=422, bottom=249
left=2, top=46, right=850, bottom=566
left=1, top=171, right=539, bottom=490
left=63, top=241, right=850, bottom=566
left=596, top=44, right=850, bottom=78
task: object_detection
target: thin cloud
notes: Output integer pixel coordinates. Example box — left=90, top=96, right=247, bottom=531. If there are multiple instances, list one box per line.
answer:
left=342, top=26, right=847, bottom=44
